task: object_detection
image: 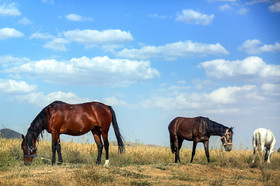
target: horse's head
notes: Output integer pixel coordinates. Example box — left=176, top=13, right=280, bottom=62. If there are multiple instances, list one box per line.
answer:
left=21, top=134, right=37, bottom=165
left=221, top=127, right=233, bottom=151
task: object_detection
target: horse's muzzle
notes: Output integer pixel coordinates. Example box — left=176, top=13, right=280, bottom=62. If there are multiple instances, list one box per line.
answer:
left=24, top=161, right=31, bottom=166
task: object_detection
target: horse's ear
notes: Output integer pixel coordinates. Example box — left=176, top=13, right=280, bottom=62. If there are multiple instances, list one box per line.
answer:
left=229, top=127, right=234, bottom=133
left=21, top=134, right=25, bottom=140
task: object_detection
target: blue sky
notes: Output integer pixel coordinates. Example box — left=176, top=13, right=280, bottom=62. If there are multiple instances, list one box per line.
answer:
left=1, top=0, right=280, bottom=149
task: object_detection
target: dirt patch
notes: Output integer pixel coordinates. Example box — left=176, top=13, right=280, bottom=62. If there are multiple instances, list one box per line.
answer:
left=1, top=163, right=280, bottom=185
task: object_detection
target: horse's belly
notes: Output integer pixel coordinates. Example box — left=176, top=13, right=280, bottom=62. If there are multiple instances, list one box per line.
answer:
left=60, top=122, right=95, bottom=136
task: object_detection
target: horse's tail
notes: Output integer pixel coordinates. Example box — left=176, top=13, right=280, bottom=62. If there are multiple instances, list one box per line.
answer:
left=168, top=118, right=179, bottom=154
left=108, top=106, right=125, bottom=153
left=253, top=131, right=260, bottom=151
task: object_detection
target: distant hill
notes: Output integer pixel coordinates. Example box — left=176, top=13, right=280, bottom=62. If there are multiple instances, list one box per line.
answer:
left=0, top=128, right=21, bottom=139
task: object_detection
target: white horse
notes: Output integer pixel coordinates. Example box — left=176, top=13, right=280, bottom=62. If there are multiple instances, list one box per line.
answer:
left=252, top=128, right=276, bottom=163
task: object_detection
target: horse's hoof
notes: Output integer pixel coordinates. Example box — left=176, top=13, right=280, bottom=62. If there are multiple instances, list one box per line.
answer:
left=104, top=160, right=110, bottom=168
left=57, top=161, right=63, bottom=165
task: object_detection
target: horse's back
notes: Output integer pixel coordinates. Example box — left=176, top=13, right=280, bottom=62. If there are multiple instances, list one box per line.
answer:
left=47, top=101, right=111, bottom=135
left=168, top=117, right=202, bottom=141
left=253, top=128, right=276, bottom=148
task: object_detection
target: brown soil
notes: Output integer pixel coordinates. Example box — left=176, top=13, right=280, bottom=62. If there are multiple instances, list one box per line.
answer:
left=1, top=163, right=279, bottom=185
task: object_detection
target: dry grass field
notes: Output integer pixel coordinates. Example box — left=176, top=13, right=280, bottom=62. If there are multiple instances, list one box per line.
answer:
left=1, top=138, right=280, bottom=185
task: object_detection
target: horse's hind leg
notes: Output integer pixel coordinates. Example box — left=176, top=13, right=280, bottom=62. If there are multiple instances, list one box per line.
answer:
left=102, top=132, right=110, bottom=167
left=252, top=147, right=256, bottom=163
left=172, top=135, right=179, bottom=163
left=177, top=137, right=183, bottom=163
left=92, top=128, right=103, bottom=165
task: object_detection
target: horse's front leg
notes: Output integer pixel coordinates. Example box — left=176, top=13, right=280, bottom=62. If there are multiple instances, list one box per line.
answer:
left=52, top=133, right=63, bottom=165
left=51, top=138, right=56, bottom=165
left=203, top=140, right=210, bottom=163
left=190, top=140, right=198, bottom=163
left=57, top=138, right=63, bottom=165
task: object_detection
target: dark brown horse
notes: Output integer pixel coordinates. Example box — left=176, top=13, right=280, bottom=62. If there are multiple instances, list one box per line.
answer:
left=168, top=116, right=233, bottom=163
left=21, top=101, right=125, bottom=166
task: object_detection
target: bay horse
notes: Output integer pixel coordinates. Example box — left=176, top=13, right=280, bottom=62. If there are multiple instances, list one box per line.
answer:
left=252, top=128, right=276, bottom=163
left=168, top=116, right=233, bottom=163
left=21, top=101, right=125, bottom=166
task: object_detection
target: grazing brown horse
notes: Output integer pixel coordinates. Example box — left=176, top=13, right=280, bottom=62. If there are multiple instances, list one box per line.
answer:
left=21, top=101, right=125, bottom=166
left=168, top=117, right=233, bottom=163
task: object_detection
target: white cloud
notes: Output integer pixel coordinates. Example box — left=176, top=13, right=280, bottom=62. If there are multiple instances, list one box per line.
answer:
left=14, top=91, right=90, bottom=107
left=29, top=32, right=55, bottom=40
left=65, top=13, right=93, bottom=21
left=5, top=56, right=160, bottom=87
left=0, top=2, right=21, bottom=16
left=43, top=38, right=69, bottom=51
left=18, top=17, right=32, bottom=25
left=139, top=83, right=277, bottom=116
left=238, top=39, right=280, bottom=54
left=0, top=55, right=30, bottom=67
left=63, top=29, right=133, bottom=48
left=117, top=41, right=229, bottom=60
left=219, top=4, right=232, bottom=11
left=261, top=83, right=280, bottom=96
left=176, top=9, right=214, bottom=25
left=0, top=27, right=24, bottom=40
left=207, top=85, right=260, bottom=104
left=41, top=0, right=54, bottom=4
left=238, top=8, right=249, bottom=15
left=269, top=2, right=280, bottom=12
left=140, top=87, right=233, bottom=111
left=0, top=79, right=36, bottom=93
left=103, top=96, right=128, bottom=107
left=149, top=14, right=168, bottom=19
left=200, top=56, right=280, bottom=82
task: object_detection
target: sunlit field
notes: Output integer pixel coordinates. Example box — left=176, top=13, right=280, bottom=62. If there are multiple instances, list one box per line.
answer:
left=1, top=138, right=279, bottom=185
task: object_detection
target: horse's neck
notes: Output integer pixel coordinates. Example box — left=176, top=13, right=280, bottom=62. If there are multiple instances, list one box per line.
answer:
left=210, top=122, right=227, bottom=136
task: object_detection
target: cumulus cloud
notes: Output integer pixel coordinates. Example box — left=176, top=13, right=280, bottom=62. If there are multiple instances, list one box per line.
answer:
left=117, top=41, right=229, bottom=60
left=176, top=9, right=214, bottom=25
left=261, top=83, right=280, bottom=96
left=18, top=17, right=32, bottom=25
left=139, top=82, right=278, bottom=116
left=0, top=55, right=30, bottom=67
left=0, top=27, right=24, bottom=40
left=14, top=91, right=90, bottom=107
left=206, top=85, right=261, bottom=104
left=269, top=2, right=280, bottom=12
left=200, top=56, right=280, bottom=82
left=103, top=96, right=128, bottom=107
left=219, top=4, right=232, bottom=11
left=63, top=29, right=133, bottom=47
left=238, top=8, right=249, bottom=15
left=5, top=56, right=159, bottom=86
left=0, top=79, right=36, bottom=93
left=29, top=29, right=133, bottom=51
left=65, top=13, right=93, bottom=21
left=29, top=32, right=55, bottom=40
left=0, top=2, right=21, bottom=16
left=238, top=39, right=280, bottom=54
left=43, top=38, right=70, bottom=51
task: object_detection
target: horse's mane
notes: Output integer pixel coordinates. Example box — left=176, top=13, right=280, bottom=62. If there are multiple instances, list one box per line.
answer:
left=202, top=117, right=228, bottom=136
left=26, top=101, right=66, bottom=145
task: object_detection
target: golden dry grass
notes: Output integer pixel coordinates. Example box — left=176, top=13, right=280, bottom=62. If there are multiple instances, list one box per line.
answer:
left=0, top=138, right=280, bottom=185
